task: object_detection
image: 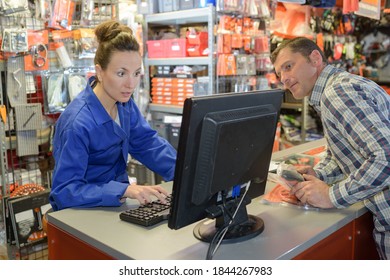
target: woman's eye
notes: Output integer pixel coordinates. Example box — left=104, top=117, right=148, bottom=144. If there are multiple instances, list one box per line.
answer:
left=117, top=72, right=125, bottom=77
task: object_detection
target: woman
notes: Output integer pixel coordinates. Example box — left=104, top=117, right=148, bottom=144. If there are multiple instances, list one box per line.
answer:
left=49, top=20, right=177, bottom=211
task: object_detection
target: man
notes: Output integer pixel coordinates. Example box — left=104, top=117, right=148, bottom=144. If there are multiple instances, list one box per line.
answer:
left=271, top=37, right=390, bottom=259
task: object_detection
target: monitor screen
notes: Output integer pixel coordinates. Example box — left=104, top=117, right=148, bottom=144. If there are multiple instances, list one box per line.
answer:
left=168, top=89, right=284, bottom=245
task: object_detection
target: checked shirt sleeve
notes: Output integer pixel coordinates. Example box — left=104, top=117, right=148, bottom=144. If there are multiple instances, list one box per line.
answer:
left=320, top=80, right=390, bottom=208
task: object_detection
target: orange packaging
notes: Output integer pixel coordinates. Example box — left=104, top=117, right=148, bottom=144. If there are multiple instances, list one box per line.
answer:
left=316, top=33, right=324, bottom=52
left=272, top=122, right=281, bottom=152
left=217, top=54, right=236, bottom=76
left=231, top=34, right=243, bottom=49
left=218, top=15, right=233, bottom=32
left=49, top=0, right=75, bottom=30
left=242, top=17, right=253, bottom=33
left=243, top=35, right=251, bottom=51
left=51, top=29, right=73, bottom=40
left=176, top=78, right=195, bottom=84
left=24, top=30, right=49, bottom=71
left=217, top=34, right=224, bottom=54
left=223, top=34, right=232, bottom=54
left=152, top=77, right=173, bottom=83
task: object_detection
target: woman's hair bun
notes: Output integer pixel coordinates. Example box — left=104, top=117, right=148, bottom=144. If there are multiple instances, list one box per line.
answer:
left=95, top=20, right=133, bottom=44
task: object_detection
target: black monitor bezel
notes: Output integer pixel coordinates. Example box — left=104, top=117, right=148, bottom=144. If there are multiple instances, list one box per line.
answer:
left=168, top=89, right=284, bottom=231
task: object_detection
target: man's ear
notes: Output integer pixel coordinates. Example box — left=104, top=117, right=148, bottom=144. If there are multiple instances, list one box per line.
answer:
left=309, top=50, right=323, bottom=66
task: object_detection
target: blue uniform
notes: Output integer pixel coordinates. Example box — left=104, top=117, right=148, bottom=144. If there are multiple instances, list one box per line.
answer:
left=49, top=77, right=177, bottom=210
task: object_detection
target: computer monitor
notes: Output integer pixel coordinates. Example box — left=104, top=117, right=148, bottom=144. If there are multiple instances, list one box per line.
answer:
left=168, top=89, right=284, bottom=244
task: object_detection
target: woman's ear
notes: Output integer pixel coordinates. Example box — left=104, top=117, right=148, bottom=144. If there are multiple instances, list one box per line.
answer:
left=95, top=64, right=102, bottom=81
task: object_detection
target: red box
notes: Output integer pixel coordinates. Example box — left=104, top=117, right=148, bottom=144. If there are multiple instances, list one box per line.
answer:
left=147, top=40, right=166, bottom=58
left=187, top=32, right=208, bottom=45
left=187, top=43, right=208, bottom=57
left=166, top=39, right=187, bottom=58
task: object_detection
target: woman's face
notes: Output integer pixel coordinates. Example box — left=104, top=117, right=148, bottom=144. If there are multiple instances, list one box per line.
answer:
left=96, top=51, right=142, bottom=103
left=273, top=48, right=318, bottom=100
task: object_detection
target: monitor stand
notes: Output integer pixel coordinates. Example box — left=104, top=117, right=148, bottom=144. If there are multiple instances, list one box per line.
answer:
left=193, top=200, right=264, bottom=244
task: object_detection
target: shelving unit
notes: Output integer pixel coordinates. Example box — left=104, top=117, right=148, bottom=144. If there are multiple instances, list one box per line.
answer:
left=281, top=97, right=309, bottom=143
left=143, top=6, right=216, bottom=96
left=0, top=0, right=122, bottom=259
left=143, top=5, right=311, bottom=145
left=0, top=61, right=9, bottom=195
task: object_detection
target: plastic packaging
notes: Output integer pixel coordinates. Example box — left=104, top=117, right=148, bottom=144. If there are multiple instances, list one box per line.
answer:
left=276, top=162, right=304, bottom=188
left=55, top=42, right=72, bottom=68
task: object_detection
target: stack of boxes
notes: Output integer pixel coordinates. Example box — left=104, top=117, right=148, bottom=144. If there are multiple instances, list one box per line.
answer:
left=151, top=77, right=195, bottom=106
left=147, top=38, right=187, bottom=58
left=187, top=31, right=208, bottom=57
left=147, top=31, right=208, bottom=106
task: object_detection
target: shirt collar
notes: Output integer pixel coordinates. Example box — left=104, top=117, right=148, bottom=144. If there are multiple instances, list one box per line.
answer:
left=309, top=64, right=342, bottom=107
left=84, top=76, right=115, bottom=125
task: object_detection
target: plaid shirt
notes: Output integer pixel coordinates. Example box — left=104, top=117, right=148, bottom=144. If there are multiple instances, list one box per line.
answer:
left=309, top=65, right=390, bottom=231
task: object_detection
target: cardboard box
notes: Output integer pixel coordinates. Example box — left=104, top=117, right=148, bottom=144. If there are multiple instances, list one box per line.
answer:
left=158, top=0, right=179, bottom=12
left=180, top=0, right=194, bottom=9
left=137, top=0, right=159, bottom=14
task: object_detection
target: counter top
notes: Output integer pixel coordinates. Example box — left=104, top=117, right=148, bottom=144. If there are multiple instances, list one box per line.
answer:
left=47, top=139, right=370, bottom=260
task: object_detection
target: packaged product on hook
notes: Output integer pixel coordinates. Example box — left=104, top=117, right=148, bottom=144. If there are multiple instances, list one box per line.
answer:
left=54, top=42, right=72, bottom=68
left=0, top=0, right=28, bottom=15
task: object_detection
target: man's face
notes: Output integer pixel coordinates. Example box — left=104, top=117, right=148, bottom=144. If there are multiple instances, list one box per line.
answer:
left=273, top=48, right=318, bottom=100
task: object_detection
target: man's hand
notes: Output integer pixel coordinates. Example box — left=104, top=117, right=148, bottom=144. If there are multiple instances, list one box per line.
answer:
left=295, top=165, right=317, bottom=177
left=290, top=174, right=334, bottom=208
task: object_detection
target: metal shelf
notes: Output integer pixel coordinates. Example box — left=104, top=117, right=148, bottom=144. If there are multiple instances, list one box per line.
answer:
left=149, top=104, right=183, bottom=115
left=145, top=7, right=212, bottom=25
left=145, top=57, right=210, bottom=66
left=281, top=97, right=308, bottom=143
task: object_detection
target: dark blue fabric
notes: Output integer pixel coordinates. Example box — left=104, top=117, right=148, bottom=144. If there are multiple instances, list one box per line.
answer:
left=49, top=76, right=177, bottom=210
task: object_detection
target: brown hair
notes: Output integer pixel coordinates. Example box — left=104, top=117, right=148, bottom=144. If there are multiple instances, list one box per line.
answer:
left=270, top=37, right=328, bottom=65
left=94, top=20, right=140, bottom=70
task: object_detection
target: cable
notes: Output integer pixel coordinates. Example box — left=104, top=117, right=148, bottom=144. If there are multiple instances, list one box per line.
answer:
left=206, top=223, right=230, bottom=260
left=206, top=181, right=251, bottom=260
left=221, top=191, right=233, bottom=220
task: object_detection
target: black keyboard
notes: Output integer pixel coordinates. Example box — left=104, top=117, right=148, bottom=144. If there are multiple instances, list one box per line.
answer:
left=119, top=195, right=172, bottom=227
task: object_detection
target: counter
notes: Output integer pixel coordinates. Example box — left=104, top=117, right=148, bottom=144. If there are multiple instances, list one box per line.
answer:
left=47, top=139, right=379, bottom=260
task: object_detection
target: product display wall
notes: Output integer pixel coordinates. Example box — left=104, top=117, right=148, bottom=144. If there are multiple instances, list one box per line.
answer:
left=0, top=0, right=389, bottom=260
left=0, top=0, right=135, bottom=260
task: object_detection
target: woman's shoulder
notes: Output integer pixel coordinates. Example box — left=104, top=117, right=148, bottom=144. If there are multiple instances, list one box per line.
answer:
left=57, top=100, right=94, bottom=131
